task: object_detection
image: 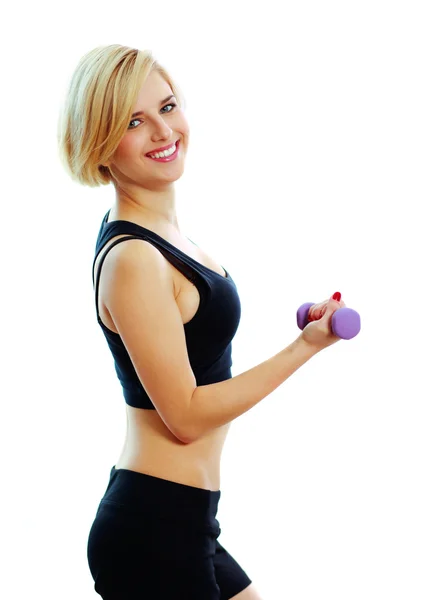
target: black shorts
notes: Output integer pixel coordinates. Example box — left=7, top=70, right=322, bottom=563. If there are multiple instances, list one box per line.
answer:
left=87, top=466, right=252, bottom=599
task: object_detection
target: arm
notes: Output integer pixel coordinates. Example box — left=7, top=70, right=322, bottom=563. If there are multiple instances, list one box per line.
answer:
left=102, top=238, right=318, bottom=445
left=183, top=336, right=318, bottom=442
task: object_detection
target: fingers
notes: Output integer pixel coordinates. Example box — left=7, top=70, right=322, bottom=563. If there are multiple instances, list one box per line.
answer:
left=308, top=294, right=346, bottom=322
left=308, top=300, right=327, bottom=321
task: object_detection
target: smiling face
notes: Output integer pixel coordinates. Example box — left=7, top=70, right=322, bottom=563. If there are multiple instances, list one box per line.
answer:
left=105, top=70, right=189, bottom=189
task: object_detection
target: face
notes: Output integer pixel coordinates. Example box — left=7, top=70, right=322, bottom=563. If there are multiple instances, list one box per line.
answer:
left=104, top=70, right=189, bottom=188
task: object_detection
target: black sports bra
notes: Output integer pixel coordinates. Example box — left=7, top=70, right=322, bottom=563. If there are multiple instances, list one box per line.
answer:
left=92, top=210, right=242, bottom=409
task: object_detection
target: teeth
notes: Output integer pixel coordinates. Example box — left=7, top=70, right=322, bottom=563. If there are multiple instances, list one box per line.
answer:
left=148, top=143, right=176, bottom=159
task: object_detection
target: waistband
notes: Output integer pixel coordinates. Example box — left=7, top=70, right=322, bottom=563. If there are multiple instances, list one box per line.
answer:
left=99, top=465, right=221, bottom=526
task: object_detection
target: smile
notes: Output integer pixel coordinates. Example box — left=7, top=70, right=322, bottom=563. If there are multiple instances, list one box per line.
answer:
left=146, top=140, right=180, bottom=162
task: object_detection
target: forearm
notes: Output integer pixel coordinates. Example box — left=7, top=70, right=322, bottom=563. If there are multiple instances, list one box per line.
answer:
left=183, top=336, right=319, bottom=442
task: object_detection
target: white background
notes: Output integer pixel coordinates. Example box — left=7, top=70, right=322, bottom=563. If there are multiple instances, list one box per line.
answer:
left=1, top=1, right=425, bottom=598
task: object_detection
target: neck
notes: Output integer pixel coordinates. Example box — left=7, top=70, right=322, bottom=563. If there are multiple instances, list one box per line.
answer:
left=111, top=195, right=181, bottom=233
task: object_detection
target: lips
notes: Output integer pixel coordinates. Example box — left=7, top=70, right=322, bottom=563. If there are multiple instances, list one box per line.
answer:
left=145, top=140, right=179, bottom=156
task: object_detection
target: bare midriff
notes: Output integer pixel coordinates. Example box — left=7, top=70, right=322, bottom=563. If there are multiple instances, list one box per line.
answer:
left=115, top=408, right=230, bottom=491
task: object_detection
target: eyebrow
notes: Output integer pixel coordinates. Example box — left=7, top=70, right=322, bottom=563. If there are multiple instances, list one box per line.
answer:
left=131, top=95, right=176, bottom=118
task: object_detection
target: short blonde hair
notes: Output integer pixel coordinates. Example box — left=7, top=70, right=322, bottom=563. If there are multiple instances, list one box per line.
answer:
left=57, top=44, right=186, bottom=187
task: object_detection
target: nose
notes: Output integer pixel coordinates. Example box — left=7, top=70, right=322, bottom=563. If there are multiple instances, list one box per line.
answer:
left=151, top=118, right=173, bottom=141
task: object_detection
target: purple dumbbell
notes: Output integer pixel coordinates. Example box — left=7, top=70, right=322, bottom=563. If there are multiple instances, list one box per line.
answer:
left=297, top=299, right=361, bottom=340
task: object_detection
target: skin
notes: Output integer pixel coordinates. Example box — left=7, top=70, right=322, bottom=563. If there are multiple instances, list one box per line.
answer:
left=102, top=69, right=190, bottom=231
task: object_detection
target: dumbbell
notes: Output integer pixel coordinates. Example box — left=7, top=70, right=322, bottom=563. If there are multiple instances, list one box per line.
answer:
left=297, top=291, right=361, bottom=340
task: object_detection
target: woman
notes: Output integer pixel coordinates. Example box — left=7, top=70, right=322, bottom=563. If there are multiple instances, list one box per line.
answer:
left=57, top=44, right=344, bottom=599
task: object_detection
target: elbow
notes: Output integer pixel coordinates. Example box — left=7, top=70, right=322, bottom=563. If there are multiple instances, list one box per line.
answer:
left=175, top=421, right=200, bottom=445
left=179, top=434, right=195, bottom=445
left=174, top=432, right=195, bottom=444
left=176, top=426, right=198, bottom=445
left=168, top=422, right=191, bottom=444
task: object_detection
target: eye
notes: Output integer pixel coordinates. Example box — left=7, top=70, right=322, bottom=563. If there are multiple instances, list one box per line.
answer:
left=128, top=103, right=177, bottom=130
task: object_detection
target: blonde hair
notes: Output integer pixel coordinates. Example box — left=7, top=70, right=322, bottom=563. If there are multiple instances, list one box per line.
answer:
left=57, top=44, right=186, bottom=187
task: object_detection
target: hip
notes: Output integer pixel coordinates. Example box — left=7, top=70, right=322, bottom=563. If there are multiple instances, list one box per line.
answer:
left=87, top=465, right=223, bottom=596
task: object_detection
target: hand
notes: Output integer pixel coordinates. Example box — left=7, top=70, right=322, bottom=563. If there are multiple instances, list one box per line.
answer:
left=299, top=296, right=347, bottom=351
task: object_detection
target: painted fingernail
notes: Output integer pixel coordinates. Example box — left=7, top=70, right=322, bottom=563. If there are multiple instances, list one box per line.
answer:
left=332, top=291, right=341, bottom=301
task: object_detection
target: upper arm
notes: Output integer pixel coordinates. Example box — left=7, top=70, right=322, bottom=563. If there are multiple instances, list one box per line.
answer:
left=102, top=239, right=196, bottom=443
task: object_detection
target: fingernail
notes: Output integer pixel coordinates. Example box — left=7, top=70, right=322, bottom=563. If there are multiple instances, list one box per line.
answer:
left=332, top=291, right=341, bottom=301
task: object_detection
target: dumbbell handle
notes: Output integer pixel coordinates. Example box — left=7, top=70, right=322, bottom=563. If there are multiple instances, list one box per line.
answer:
left=297, top=292, right=361, bottom=340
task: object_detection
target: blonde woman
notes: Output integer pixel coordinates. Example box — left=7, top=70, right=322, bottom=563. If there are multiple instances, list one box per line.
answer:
left=57, top=44, right=344, bottom=599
